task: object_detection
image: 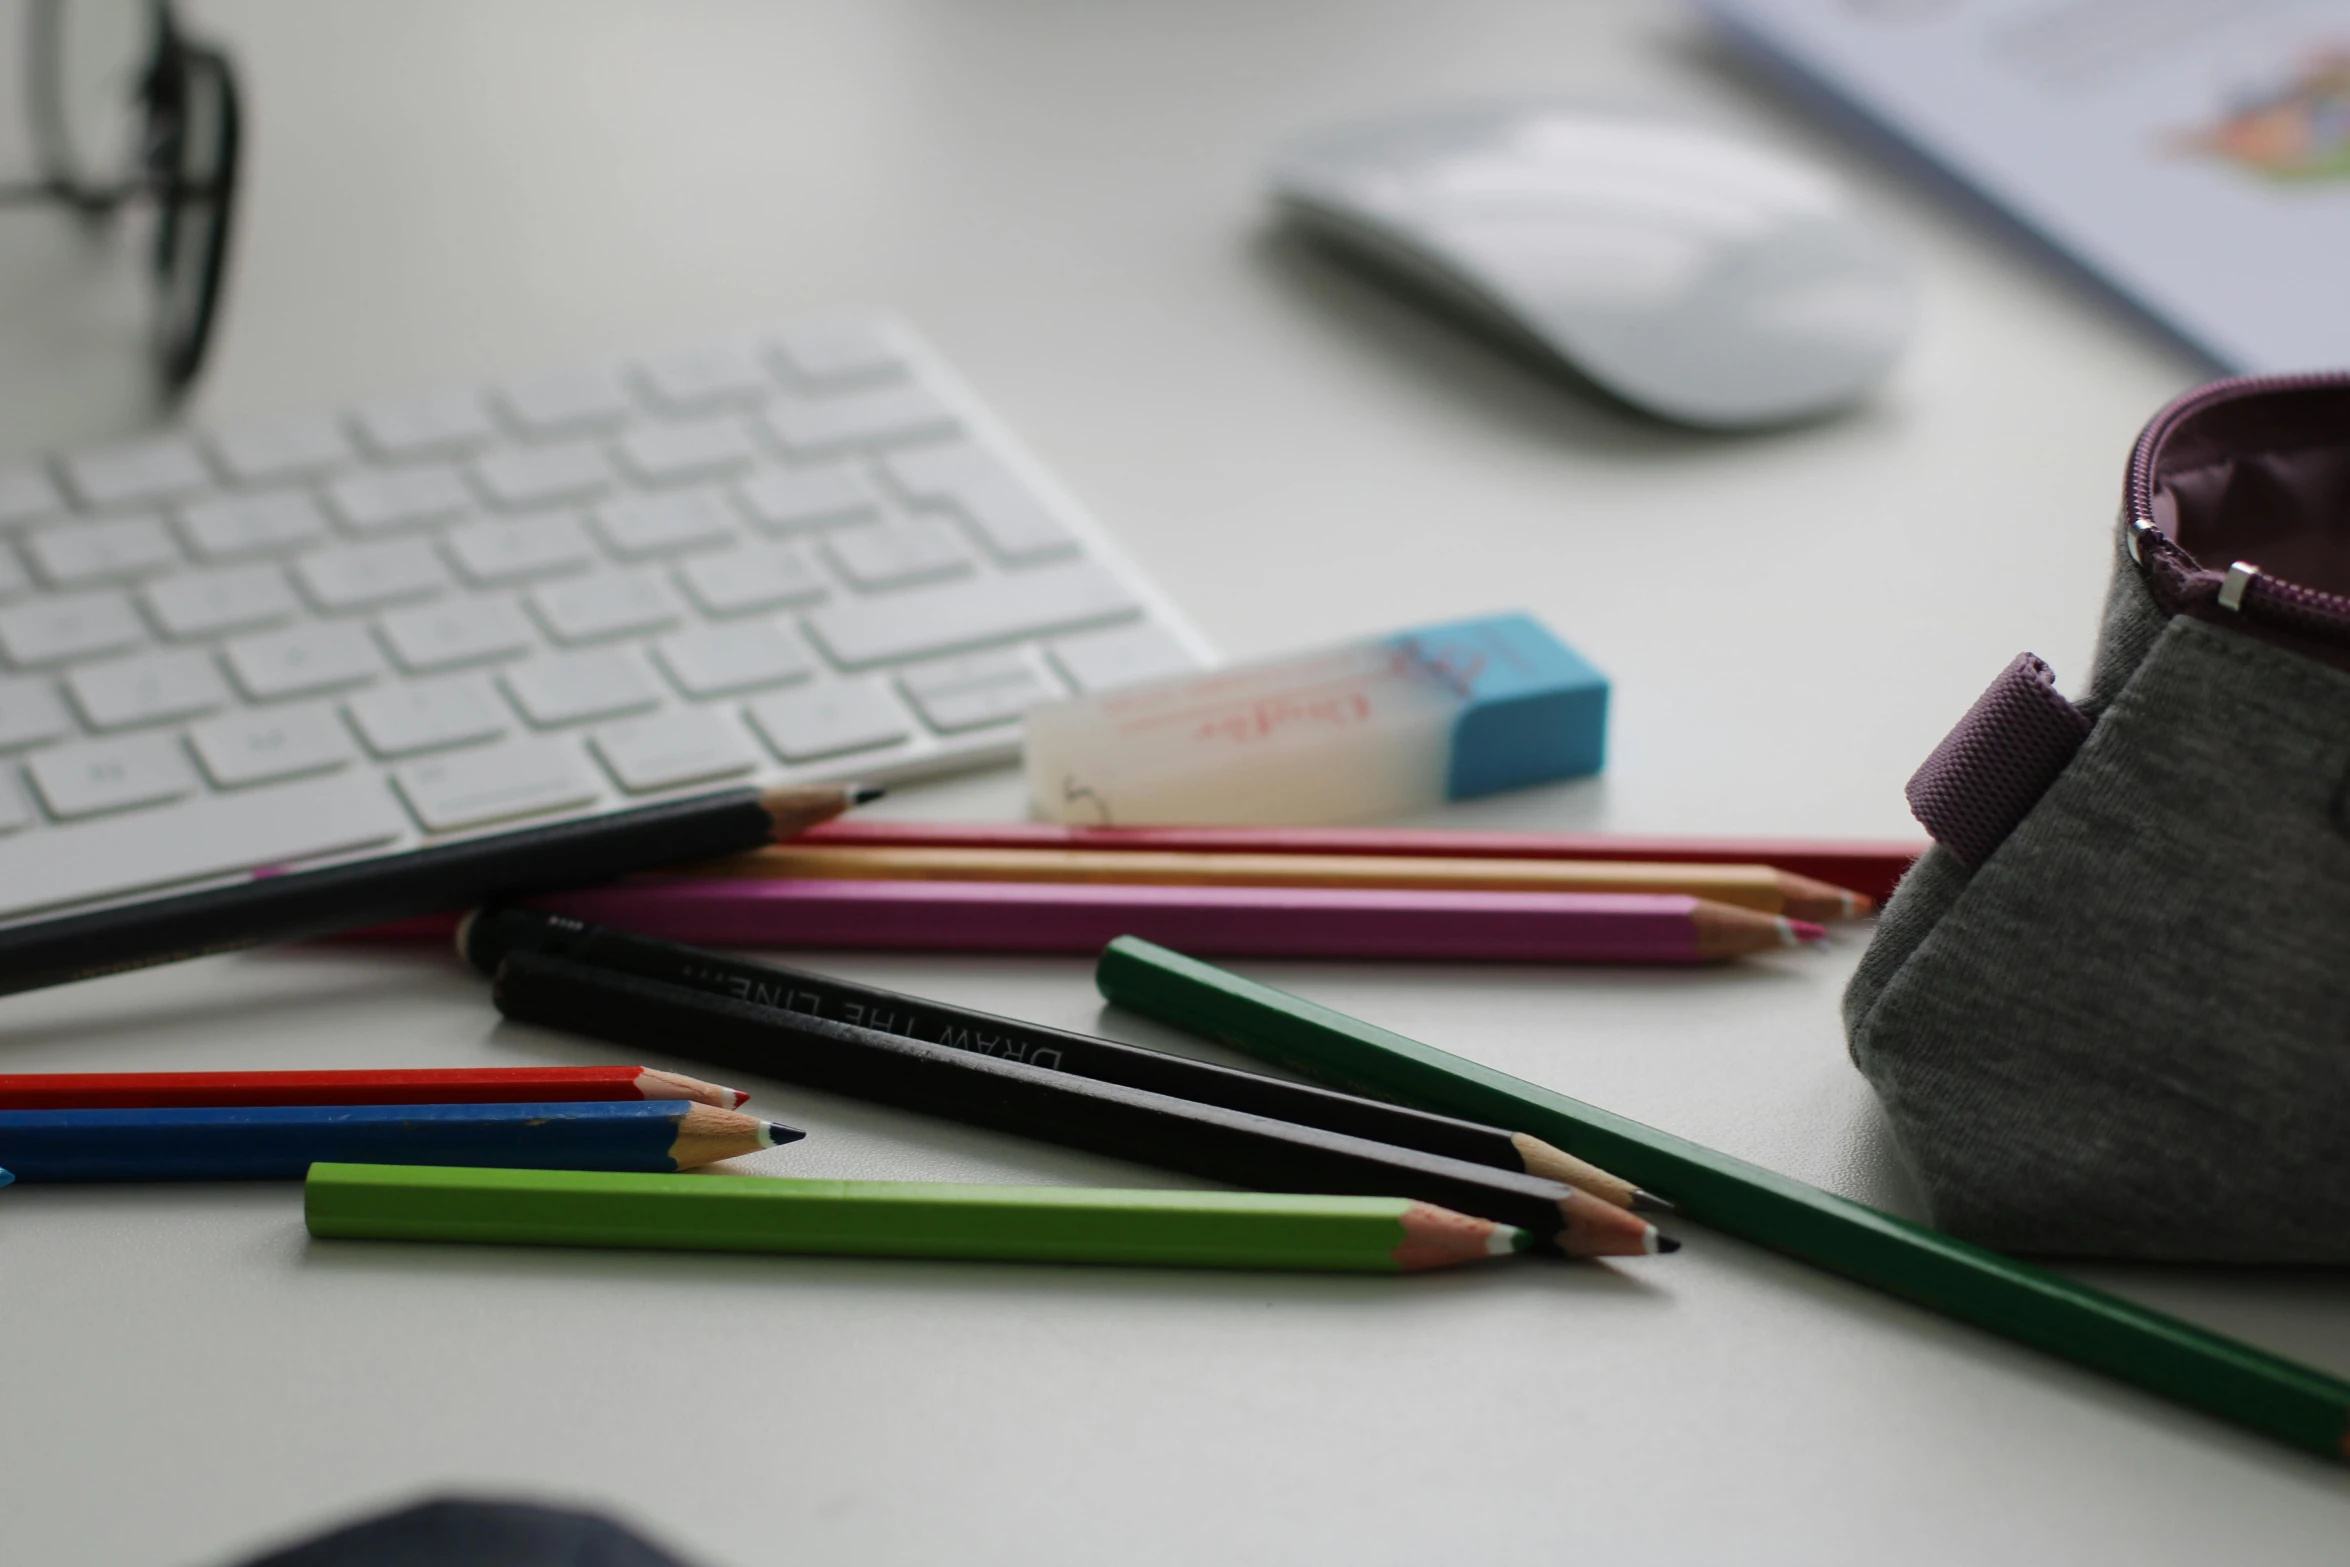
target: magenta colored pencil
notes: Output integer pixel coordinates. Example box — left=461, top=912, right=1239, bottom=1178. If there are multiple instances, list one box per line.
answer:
left=523, top=879, right=1821, bottom=964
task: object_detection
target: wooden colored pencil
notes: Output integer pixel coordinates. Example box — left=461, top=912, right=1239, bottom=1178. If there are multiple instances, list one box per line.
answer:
left=0, top=1100, right=799, bottom=1181
left=305, top=1163, right=1531, bottom=1274
left=502, top=879, right=1822, bottom=964
left=684, top=844, right=1873, bottom=921
left=0, top=781, right=880, bottom=1000
left=457, top=905, right=1668, bottom=1213
left=1093, top=937, right=2350, bottom=1465
left=0, top=1065, right=748, bottom=1111
left=799, top=819, right=1927, bottom=902
left=488, top=949, right=1674, bottom=1260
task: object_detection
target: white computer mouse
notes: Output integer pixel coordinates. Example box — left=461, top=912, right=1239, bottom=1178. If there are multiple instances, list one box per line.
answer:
left=1268, top=102, right=1916, bottom=429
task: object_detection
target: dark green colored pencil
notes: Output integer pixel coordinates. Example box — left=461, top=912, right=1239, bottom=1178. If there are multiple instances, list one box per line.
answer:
left=1094, top=936, right=2350, bottom=1465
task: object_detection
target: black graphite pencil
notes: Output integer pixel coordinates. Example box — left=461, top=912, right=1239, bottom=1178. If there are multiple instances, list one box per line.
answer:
left=0, top=784, right=877, bottom=1000
left=487, top=948, right=1675, bottom=1260
left=460, top=904, right=1667, bottom=1213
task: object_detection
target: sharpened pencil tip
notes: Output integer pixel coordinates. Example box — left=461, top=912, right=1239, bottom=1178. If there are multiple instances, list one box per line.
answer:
left=1652, top=1232, right=1682, bottom=1254
left=1630, top=1190, right=1677, bottom=1215
left=848, top=784, right=887, bottom=805
left=765, top=1121, right=806, bottom=1147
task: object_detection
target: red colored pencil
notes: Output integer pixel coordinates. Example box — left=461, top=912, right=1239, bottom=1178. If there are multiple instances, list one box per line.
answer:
left=506, top=879, right=1821, bottom=964
left=795, top=821, right=1925, bottom=903
left=0, top=1066, right=749, bottom=1112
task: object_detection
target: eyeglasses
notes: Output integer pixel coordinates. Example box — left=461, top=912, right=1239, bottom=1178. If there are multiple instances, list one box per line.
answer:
left=0, top=0, right=241, bottom=392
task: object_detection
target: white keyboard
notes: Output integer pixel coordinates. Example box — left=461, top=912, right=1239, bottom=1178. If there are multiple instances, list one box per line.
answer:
left=0, top=318, right=1209, bottom=926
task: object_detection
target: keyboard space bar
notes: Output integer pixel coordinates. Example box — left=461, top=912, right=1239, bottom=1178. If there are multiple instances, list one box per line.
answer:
left=0, top=774, right=408, bottom=922
left=804, top=561, right=1139, bottom=668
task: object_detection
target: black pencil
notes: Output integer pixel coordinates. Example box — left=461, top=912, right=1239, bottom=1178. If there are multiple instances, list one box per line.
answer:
left=461, top=904, right=1670, bottom=1212
left=0, top=783, right=878, bottom=999
left=488, top=947, right=1676, bottom=1259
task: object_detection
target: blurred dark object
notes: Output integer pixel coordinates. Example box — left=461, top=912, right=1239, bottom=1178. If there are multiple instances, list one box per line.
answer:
left=0, top=0, right=238, bottom=391
left=233, top=1498, right=705, bottom=1567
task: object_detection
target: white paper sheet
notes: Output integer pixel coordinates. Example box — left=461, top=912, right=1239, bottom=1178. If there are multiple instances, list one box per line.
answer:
left=1702, top=0, right=2350, bottom=371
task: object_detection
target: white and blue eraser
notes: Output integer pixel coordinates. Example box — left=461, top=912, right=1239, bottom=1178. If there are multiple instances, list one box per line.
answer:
left=1393, top=612, right=1609, bottom=798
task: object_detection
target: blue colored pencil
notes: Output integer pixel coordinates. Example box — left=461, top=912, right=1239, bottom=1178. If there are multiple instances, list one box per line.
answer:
left=0, top=1166, right=12, bottom=1190
left=0, top=1101, right=800, bottom=1182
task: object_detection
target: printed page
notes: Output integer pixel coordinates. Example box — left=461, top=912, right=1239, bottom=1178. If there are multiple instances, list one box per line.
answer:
left=1703, top=0, right=2350, bottom=370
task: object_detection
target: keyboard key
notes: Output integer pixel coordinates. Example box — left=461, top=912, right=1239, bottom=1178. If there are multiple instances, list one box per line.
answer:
left=143, top=565, right=301, bottom=639
left=29, top=733, right=199, bottom=818
left=177, top=490, right=332, bottom=562
left=527, top=571, right=683, bottom=644
left=772, top=322, right=906, bottom=388
left=1047, top=621, right=1196, bottom=693
left=885, top=444, right=1076, bottom=563
left=654, top=621, right=812, bottom=697
left=224, top=622, right=384, bottom=700
left=0, top=675, right=73, bottom=750
left=325, top=465, right=473, bottom=534
left=637, top=343, right=772, bottom=410
left=473, top=440, right=616, bottom=508
left=0, top=467, right=65, bottom=530
left=676, top=544, right=826, bottom=616
left=747, top=679, right=911, bottom=762
left=190, top=703, right=358, bottom=787
left=763, top=384, right=959, bottom=456
left=0, top=769, right=404, bottom=919
left=395, top=738, right=600, bottom=831
left=59, top=436, right=213, bottom=508
left=295, top=539, right=447, bottom=612
left=898, top=648, right=1058, bottom=732
left=347, top=674, right=509, bottom=757
left=378, top=597, right=535, bottom=672
left=592, top=708, right=760, bottom=792
left=614, top=418, right=757, bottom=484
left=66, top=649, right=231, bottom=731
left=501, top=648, right=664, bottom=726
left=735, top=465, right=881, bottom=534
left=25, top=515, right=181, bottom=586
left=0, top=773, right=28, bottom=833
left=352, top=389, right=497, bottom=459
left=592, top=491, right=739, bottom=560
left=0, top=590, right=146, bottom=667
left=825, top=518, right=970, bottom=590
left=498, top=368, right=635, bottom=435
left=210, top=413, right=353, bottom=484
left=444, top=512, right=597, bottom=585
left=805, top=560, right=1136, bottom=668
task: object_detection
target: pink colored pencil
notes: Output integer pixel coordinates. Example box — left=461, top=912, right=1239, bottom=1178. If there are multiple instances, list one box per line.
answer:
left=795, top=821, right=1925, bottom=903
left=488, top=879, right=1821, bottom=964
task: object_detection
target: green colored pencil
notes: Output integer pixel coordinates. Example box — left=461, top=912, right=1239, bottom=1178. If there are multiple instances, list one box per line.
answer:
left=304, top=1163, right=1531, bottom=1274
left=1094, top=937, right=2350, bottom=1463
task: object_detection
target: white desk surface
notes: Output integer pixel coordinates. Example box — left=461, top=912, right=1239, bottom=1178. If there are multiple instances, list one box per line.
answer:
left=3, top=3, right=2345, bottom=1562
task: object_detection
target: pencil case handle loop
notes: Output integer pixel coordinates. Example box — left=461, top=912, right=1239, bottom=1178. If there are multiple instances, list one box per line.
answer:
left=1903, top=652, right=2091, bottom=872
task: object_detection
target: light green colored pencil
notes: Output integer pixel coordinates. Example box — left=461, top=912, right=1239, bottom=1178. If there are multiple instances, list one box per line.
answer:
left=304, top=1163, right=1530, bottom=1274
left=1094, top=937, right=2350, bottom=1463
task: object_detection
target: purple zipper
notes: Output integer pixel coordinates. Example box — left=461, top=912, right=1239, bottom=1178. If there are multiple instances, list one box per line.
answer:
left=2125, top=370, right=2350, bottom=640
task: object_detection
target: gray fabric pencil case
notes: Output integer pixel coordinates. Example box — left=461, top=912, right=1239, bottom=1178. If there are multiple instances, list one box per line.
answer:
left=1845, top=371, right=2350, bottom=1262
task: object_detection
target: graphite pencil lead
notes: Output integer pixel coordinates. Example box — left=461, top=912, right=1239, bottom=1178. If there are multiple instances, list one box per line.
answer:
left=753, top=783, right=883, bottom=841
left=762, top=1121, right=803, bottom=1147
left=1629, top=1189, right=1678, bottom=1215
left=1653, top=1233, right=1682, bottom=1254
left=1553, top=1185, right=1668, bottom=1259
left=1509, top=1131, right=1650, bottom=1213
left=848, top=784, right=888, bottom=805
